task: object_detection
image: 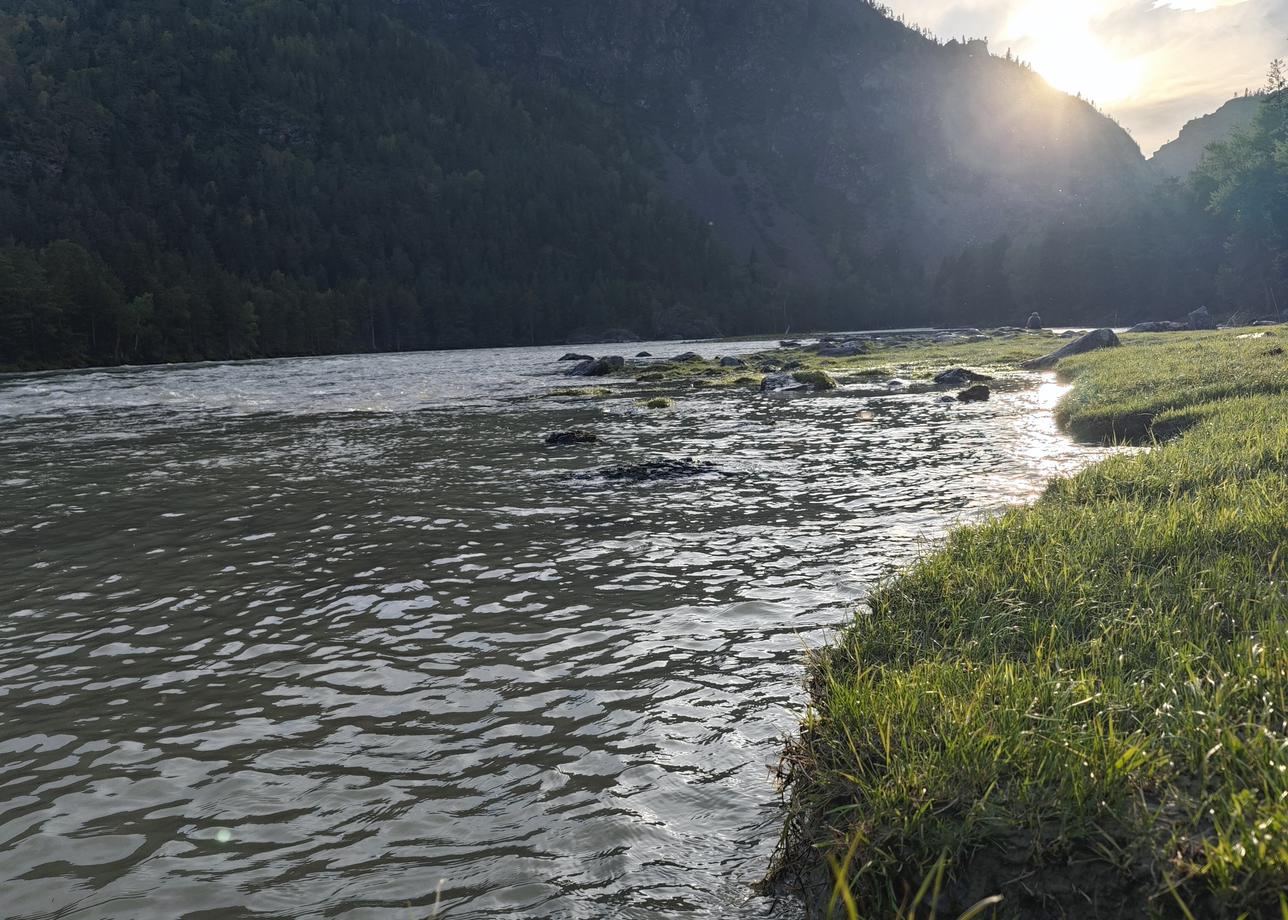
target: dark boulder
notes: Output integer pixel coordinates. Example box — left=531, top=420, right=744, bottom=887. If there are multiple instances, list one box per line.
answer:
left=636, top=351, right=653, bottom=358
left=570, top=459, right=736, bottom=483
left=934, top=367, right=995, bottom=387
left=1127, top=321, right=1188, bottom=333
left=1188, top=306, right=1217, bottom=330
left=1026, top=312, right=1043, bottom=331
left=1021, top=328, right=1121, bottom=370
left=567, top=356, right=625, bottom=377
left=957, top=385, right=991, bottom=402
left=672, top=351, right=704, bottom=362
left=559, top=352, right=595, bottom=362
left=779, top=340, right=803, bottom=348
left=719, top=356, right=747, bottom=368
left=545, top=430, right=598, bottom=446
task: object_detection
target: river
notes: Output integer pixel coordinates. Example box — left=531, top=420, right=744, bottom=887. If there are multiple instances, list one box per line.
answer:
left=0, top=339, right=1107, bottom=919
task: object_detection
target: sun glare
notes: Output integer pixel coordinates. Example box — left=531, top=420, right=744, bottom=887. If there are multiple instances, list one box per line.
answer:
left=1005, top=3, right=1145, bottom=105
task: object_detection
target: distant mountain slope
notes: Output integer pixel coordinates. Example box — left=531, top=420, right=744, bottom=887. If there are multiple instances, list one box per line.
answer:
left=0, top=0, right=760, bottom=369
left=1151, top=95, right=1266, bottom=179
left=407, top=0, right=1154, bottom=294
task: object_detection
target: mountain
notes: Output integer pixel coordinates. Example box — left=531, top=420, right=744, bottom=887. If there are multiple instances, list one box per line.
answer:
left=0, top=0, right=1197, bottom=371
left=408, top=0, right=1155, bottom=298
left=1152, top=94, right=1267, bottom=179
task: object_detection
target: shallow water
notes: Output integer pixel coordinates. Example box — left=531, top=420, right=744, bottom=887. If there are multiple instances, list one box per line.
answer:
left=0, top=340, right=1108, bottom=919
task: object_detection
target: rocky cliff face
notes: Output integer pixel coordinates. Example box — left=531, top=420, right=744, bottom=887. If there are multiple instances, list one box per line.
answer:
left=405, top=0, right=1154, bottom=285
left=1151, top=94, right=1265, bottom=179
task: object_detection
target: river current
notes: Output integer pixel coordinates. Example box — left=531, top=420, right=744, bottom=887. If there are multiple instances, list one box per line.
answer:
left=0, top=339, right=1107, bottom=919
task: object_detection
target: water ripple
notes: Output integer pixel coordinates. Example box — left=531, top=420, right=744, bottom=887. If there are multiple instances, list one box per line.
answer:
left=0, top=342, right=1111, bottom=918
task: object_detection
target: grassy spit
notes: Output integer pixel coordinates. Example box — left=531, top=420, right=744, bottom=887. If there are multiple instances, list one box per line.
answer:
left=772, top=329, right=1288, bottom=919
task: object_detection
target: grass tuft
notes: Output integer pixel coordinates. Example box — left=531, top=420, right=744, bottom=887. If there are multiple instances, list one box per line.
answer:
left=545, top=386, right=611, bottom=399
left=640, top=396, right=675, bottom=409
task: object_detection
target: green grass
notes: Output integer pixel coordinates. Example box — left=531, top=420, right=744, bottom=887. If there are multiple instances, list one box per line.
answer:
left=775, top=329, right=1288, bottom=919
left=544, top=386, right=612, bottom=399
left=640, top=396, right=675, bottom=409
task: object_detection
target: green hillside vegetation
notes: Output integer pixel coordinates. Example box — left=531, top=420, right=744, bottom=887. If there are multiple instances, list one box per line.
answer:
left=775, top=330, right=1288, bottom=918
left=1192, top=90, right=1288, bottom=319
left=0, top=0, right=758, bottom=369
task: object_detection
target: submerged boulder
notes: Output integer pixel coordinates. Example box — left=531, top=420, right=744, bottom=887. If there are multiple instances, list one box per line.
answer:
left=957, top=385, right=991, bottom=402
left=1188, top=306, right=1217, bottom=330
left=559, top=352, right=595, bottom=362
left=567, top=356, right=625, bottom=377
left=570, top=458, right=736, bottom=483
left=1021, top=328, right=1121, bottom=370
left=636, top=351, right=653, bottom=358
left=545, top=430, right=599, bottom=446
left=934, top=367, right=994, bottom=387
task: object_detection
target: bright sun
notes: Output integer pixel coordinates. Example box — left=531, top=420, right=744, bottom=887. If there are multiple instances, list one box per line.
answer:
left=1005, top=3, right=1145, bottom=105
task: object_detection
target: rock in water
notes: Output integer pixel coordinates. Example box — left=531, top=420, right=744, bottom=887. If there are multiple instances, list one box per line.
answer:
left=957, top=385, right=991, bottom=402
left=762, top=370, right=837, bottom=392
left=1026, top=312, right=1043, bottom=331
left=1127, top=321, right=1188, bottom=333
left=1021, top=328, right=1121, bottom=370
left=567, top=356, right=625, bottom=377
left=569, top=459, right=735, bottom=483
left=636, top=351, right=653, bottom=358
left=761, top=372, right=809, bottom=392
left=546, top=430, right=598, bottom=446
left=559, top=352, right=595, bottom=362
left=672, top=351, right=704, bottom=362
left=934, top=367, right=994, bottom=386
left=1188, top=306, right=1217, bottom=330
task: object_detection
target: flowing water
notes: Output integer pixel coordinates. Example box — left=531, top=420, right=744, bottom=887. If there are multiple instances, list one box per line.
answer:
left=0, top=340, right=1108, bottom=919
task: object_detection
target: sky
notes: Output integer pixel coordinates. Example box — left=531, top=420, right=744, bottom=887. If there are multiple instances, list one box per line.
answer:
left=881, top=0, right=1288, bottom=153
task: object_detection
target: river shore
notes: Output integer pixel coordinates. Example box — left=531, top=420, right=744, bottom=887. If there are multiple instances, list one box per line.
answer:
left=759, top=328, right=1288, bottom=918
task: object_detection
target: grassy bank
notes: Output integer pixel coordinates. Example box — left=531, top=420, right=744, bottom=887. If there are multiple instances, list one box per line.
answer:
left=775, top=329, right=1288, bottom=918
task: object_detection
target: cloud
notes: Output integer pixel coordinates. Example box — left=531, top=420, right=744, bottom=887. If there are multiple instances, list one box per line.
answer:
left=882, top=0, right=1288, bottom=153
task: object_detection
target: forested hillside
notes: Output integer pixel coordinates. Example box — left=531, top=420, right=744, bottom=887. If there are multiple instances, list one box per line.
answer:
left=410, top=0, right=1177, bottom=329
left=1, top=0, right=1283, bottom=372
left=0, top=0, right=761, bottom=369
left=1192, top=89, right=1288, bottom=318
left=1152, top=94, right=1266, bottom=180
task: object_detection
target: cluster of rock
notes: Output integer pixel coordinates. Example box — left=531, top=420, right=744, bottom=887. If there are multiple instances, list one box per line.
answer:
left=1124, top=305, right=1285, bottom=333
left=563, top=355, right=625, bottom=377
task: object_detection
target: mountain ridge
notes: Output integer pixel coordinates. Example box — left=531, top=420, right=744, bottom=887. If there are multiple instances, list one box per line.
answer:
left=1151, top=93, right=1267, bottom=179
